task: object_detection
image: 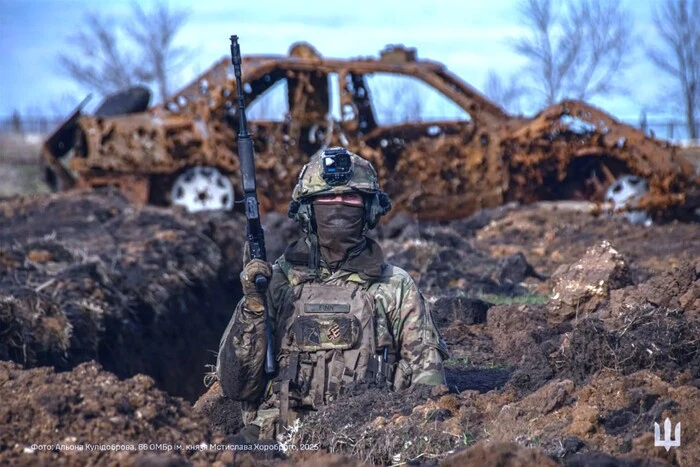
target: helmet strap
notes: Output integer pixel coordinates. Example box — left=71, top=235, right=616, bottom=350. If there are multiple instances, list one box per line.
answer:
left=308, top=232, right=319, bottom=278
left=362, top=196, right=372, bottom=233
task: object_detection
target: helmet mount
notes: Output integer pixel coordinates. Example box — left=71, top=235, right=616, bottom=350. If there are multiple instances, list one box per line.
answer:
left=320, top=147, right=354, bottom=186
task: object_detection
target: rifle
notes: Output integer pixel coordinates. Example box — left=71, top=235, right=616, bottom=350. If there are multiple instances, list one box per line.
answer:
left=230, top=35, right=276, bottom=376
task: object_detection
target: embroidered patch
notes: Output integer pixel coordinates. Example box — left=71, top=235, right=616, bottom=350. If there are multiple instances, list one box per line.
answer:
left=327, top=323, right=341, bottom=341
left=293, top=315, right=359, bottom=351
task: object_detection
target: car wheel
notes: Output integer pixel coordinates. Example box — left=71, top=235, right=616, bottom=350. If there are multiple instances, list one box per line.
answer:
left=170, top=166, right=235, bottom=212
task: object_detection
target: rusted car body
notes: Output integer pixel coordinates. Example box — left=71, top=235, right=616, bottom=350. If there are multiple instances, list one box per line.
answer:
left=42, top=43, right=699, bottom=220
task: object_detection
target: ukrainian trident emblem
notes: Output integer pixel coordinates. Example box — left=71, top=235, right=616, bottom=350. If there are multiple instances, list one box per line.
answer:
left=654, top=418, right=681, bottom=451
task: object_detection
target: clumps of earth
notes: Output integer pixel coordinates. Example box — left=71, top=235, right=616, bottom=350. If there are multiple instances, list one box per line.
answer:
left=1, top=189, right=698, bottom=466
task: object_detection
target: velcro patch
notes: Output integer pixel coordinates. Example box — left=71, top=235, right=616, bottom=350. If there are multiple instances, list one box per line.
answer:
left=304, top=303, right=351, bottom=313
left=294, top=315, right=359, bottom=351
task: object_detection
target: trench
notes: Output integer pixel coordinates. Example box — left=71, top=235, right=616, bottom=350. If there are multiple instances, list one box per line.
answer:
left=95, top=280, right=241, bottom=403
left=0, top=192, right=250, bottom=404
left=1, top=191, right=525, bottom=405
left=86, top=212, right=250, bottom=403
left=445, top=366, right=512, bottom=393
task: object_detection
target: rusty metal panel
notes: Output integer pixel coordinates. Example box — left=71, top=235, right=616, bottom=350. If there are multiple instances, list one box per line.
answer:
left=503, top=101, right=697, bottom=212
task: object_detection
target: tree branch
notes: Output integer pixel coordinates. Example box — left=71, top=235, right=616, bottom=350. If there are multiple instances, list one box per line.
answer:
left=512, top=0, right=633, bottom=108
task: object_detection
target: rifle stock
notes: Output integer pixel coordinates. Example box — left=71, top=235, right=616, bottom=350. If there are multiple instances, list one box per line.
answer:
left=230, top=35, right=276, bottom=376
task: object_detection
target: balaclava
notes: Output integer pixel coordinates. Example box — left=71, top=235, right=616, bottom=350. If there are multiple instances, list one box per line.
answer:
left=312, top=200, right=366, bottom=269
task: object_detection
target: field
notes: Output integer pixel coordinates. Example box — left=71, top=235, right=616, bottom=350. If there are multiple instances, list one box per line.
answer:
left=0, top=134, right=698, bottom=466
left=0, top=133, right=50, bottom=198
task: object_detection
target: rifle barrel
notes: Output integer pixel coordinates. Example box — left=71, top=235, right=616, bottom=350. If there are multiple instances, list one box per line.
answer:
left=229, top=34, right=275, bottom=376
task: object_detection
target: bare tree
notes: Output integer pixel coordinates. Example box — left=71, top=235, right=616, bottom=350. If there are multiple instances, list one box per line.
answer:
left=483, top=70, right=524, bottom=114
left=56, top=2, right=190, bottom=103
left=57, top=13, right=144, bottom=94
left=126, top=2, right=191, bottom=103
left=513, top=0, right=633, bottom=107
left=11, top=110, right=22, bottom=134
left=647, top=0, right=700, bottom=140
left=370, top=75, right=424, bottom=124
left=393, top=81, right=423, bottom=123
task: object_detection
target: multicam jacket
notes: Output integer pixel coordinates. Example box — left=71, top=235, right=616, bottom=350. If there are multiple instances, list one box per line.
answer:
left=216, top=237, right=448, bottom=433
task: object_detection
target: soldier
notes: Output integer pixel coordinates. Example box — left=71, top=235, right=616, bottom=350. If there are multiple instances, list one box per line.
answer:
left=216, top=147, right=448, bottom=440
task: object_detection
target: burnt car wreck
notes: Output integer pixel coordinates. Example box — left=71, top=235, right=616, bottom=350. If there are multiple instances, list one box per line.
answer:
left=42, top=43, right=699, bottom=221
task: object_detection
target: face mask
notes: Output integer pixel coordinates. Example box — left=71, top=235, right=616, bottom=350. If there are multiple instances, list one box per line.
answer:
left=312, top=202, right=366, bottom=267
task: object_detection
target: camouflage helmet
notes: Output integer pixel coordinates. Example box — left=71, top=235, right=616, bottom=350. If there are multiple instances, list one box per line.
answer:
left=291, top=147, right=381, bottom=201
left=288, top=147, right=391, bottom=230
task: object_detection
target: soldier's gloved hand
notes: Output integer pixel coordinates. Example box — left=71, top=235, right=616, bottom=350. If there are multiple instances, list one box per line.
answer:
left=241, top=259, right=272, bottom=315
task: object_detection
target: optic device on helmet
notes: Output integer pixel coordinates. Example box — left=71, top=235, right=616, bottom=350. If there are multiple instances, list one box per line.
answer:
left=288, top=147, right=391, bottom=231
left=320, top=147, right=353, bottom=185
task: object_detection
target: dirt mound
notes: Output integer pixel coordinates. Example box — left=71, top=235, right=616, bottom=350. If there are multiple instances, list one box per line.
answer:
left=382, top=221, right=547, bottom=299
left=0, top=361, right=228, bottom=466
left=0, top=190, right=248, bottom=401
left=192, top=382, right=243, bottom=436
left=606, top=260, right=699, bottom=323
left=294, top=383, right=459, bottom=465
left=281, top=366, right=696, bottom=466
left=0, top=361, right=364, bottom=467
left=549, top=258, right=700, bottom=386
left=442, top=441, right=559, bottom=467
left=561, top=314, right=700, bottom=386
left=487, top=370, right=699, bottom=466
left=473, top=204, right=700, bottom=281
left=471, top=301, right=580, bottom=397
left=2, top=192, right=699, bottom=466
left=549, top=240, right=632, bottom=324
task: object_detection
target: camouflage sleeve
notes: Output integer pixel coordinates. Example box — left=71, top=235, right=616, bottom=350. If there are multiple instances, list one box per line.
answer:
left=382, top=268, right=448, bottom=387
left=216, top=264, right=285, bottom=401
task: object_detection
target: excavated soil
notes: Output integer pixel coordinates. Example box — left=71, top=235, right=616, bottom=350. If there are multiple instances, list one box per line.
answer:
left=1, top=191, right=699, bottom=466
left=0, top=189, right=248, bottom=402
left=0, top=360, right=228, bottom=465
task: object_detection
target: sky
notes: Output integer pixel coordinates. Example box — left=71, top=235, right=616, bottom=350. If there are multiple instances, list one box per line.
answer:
left=0, top=0, right=684, bottom=133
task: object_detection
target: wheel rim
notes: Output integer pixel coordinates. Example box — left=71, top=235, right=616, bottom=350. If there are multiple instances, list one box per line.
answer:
left=605, top=174, right=651, bottom=225
left=171, top=166, right=234, bottom=212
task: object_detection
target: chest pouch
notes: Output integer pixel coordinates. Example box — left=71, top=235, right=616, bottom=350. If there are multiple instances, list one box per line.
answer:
left=275, top=281, right=378, bottom=414
left=291, top=282, right=373, bottom=353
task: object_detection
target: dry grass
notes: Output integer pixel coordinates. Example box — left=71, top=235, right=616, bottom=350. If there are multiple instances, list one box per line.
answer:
left=0, top=133, right=50, bottom=197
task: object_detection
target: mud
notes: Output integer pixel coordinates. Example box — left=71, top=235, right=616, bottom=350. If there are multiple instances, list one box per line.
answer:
left=381, top=219, right=547, bottom=298
left=192, top=382, right=243, bottom=437
left=293, top=383, right=459, bottom=466
left=1, top=191, right=699, bottom=466
left=0, top=360, right=229, bottom=465
left=0, top=189, right=247, bottom=401
left=562, top=313, right=700, bottom=386
left=472, top=204, right=700, bottom=281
